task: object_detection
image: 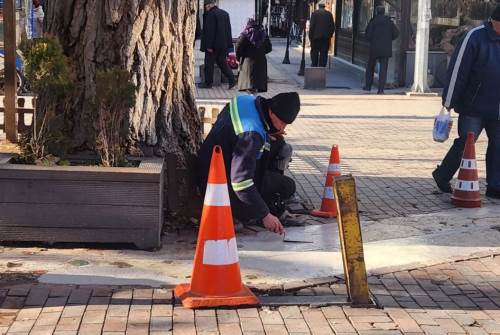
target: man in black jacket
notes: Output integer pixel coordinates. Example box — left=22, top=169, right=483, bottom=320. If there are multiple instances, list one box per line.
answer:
left=432, top=5, right=500, bottom=199
left=363, top=6, right=399, bottom=94
left=309, top=1, right=335, bottom=67
left=199, top=0, right=236, bottom=89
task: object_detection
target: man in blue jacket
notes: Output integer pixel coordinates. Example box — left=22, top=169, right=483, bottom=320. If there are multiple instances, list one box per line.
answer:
left=433, top=5, right=500, bottom=199
left=197, top=92, right=301, bottom=234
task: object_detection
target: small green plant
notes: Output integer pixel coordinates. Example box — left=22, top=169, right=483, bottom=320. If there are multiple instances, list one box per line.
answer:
left=94, top=68, right=136, bottom=167
left=19, top=36, right=74, bottom=164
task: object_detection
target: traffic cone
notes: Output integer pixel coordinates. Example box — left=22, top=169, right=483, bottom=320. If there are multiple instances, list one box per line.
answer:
left=174, top=146, right=259, bottom=309
left=451, top=132, right=481, bottom=208
left=312, top=145, right=341, bottom=218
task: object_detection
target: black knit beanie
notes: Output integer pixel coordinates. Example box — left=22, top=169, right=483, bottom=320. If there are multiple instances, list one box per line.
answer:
left=270, top=92, right=301, bottom=124
left=492, top=4, right=500, bottom=21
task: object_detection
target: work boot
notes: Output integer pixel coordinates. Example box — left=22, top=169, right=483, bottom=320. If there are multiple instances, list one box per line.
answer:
left=432, top=166, right=452, bottom=194
left=377, top=90, right=385, bottom=95
left=228, top=81, right=237, bottom=90
left=486, top=188, right=500, bottom=199
left=233, top=219, right=245, bottom=233
left=362, top=86, right=371, bottom=91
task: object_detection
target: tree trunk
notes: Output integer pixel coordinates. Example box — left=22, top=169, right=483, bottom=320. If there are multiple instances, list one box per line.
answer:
left=44, top=0, right=201, bottom=164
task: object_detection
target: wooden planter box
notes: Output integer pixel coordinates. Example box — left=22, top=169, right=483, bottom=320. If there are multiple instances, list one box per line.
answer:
left=0, top=154, right=164, bottom=250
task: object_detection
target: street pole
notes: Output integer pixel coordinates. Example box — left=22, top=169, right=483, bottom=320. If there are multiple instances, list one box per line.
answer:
left=4, top=0, right=18, bottom=143
left=268, top=0, right=272, bottom=36
left=282, top=4, right=291, bottom=64
left=411, top=0, right=431, bottom=93
left=298, top=2, right=308, bottom=76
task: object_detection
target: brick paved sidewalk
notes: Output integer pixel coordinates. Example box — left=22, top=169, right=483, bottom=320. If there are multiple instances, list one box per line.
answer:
left=1, top=254, right=500, bottom=334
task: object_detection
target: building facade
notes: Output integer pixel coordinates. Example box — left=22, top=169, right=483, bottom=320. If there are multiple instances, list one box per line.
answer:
left=330, top=0, right=497, bottom=87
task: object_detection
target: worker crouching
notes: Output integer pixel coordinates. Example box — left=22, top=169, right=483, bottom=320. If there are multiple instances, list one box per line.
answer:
left=197, top=92, right=301, bottom=234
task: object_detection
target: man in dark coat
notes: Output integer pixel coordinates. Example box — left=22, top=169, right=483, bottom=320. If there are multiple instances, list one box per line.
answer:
left=363, top=6, right=399, bottom=94
left=197, top=92, right=301, bottom=234
left=199, top=0, right=236, bottom=89
left=432, top=5, right=500, bottom=199
left=309, top=1, right=335, bottom=67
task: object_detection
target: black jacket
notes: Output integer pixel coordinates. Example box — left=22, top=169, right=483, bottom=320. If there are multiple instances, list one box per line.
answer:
left=200, top=6, right=233, bottom=52
left=309, top=8, right=335, bottom=41
left=236, top=34, right=272, bottom=92
left=365, top=14, right=400, bottom=58
left=197, top=97, right=272, bottom=220
left=442, top=22, right=500, bottom=120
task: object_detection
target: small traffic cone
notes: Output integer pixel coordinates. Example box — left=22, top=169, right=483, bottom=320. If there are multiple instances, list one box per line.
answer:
left=451, top=132, right=481, bottom=208
left=174, top=146, right=259, bottom=309
left=312, top=145, right=341, bottom=218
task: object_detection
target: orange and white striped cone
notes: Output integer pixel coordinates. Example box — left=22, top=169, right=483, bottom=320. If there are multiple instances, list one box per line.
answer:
left=174, top=146, right=259, bottom=309
left=312, top=145, right=341, bottom=218
left=451, top=132, right=481, bottom=208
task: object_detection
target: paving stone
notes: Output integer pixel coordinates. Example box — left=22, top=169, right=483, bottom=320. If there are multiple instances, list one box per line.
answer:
left=150, top=316, right=172, bottom=332
left=34, top=312, right=62, bottom=327
left=194, top=315, right=217, bottom=332
left=7, top=319, right=35, bottom=333
left=55, top=317, right=82, bottom=331
left=240, top=317, right=265, bottom=333
left=67, top=288, right=92, bottom=305
left=128, top=310, right=150, bottom=325
left=326, top=319, right=356, bottom=333
left=386, top=309, right=422, bottom=333
left=81, top=310, right=106, bottom=324
left=279, top=306, right=302, bottom=319
left=16, top=307, right=42, bottom=321
left=24, top=288, right=49, bottom=307
left=283, top=318, right=310, bottom=333
left=216, top=310, right=239, bottom=324
left=259, top=309, right=284, bottom=325
left=263, top=324, right=288, bottom=335
left=237, top=308, right=260, bottom=318
left=29, top=325, right=56, bottom=335
left=218, top=323, right=242, bottom=335
left=103, top=317, right=128, bottom=332
left=419, top=325, right=447, bottom=335
left=320, top=306, right=345, bottom=319
left=61, top=305, right=86, bottom=319
left=409, top=313, right=438, bottom=326
left=171, top=322, right=196, bottom=335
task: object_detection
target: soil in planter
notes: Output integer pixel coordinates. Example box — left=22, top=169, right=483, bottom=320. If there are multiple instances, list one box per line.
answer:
left=9, top=154, right=141, bottom=168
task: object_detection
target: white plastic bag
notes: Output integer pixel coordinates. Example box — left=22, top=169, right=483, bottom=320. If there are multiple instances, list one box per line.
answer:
left=433, top=107, right=453, bottom=143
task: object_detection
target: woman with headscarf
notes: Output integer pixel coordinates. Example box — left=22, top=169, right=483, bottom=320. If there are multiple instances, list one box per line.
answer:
left=236, top=18, right=272, bottom=93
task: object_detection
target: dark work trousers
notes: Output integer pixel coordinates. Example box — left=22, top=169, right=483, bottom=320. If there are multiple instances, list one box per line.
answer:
left=232, top=138, right=296, bottom=221
left=365, top=57, right=389, bottom=92
left=311, top=38, right=330, bottom=67
left=204, top=49, right=235, bottom=86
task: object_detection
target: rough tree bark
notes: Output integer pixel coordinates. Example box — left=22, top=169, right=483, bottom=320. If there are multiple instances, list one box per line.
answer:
left=44, top=0, right=201, bottom=164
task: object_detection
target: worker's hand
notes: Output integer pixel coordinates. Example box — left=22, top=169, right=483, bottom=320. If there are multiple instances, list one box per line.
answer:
left=262, top=213, right=285, bottom=235
left=207, top=48, right=214, bottom=53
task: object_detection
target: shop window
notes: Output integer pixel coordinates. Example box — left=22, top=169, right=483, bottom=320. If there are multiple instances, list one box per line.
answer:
left=409, top=0, right=496, bottom=52
left=357, top=0, right=372, bottom=34
left=341, top=0, right=354, bottom=31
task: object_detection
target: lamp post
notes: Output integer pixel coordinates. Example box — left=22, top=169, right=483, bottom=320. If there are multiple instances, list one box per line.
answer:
left=4, top=0, right=18, bottom=143
left=282, top=3, right=291, bottom=64
left=297, top=2, right=308, bottom=76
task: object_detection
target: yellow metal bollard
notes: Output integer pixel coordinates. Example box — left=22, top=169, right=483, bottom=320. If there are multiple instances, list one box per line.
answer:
left=334, top=175, right=371, bottom=305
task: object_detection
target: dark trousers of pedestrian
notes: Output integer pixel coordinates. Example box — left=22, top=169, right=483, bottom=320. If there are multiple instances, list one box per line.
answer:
left=435, top=114, right=500, bottom=192
left=204, top=49, right=235, bottom=86
left=365, top=57, right=389, bottom=92
left=311, top=38, right=330, bottom=67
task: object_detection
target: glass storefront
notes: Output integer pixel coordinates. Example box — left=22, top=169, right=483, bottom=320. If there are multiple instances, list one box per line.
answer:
left=409, top=0, right=497, bottom=52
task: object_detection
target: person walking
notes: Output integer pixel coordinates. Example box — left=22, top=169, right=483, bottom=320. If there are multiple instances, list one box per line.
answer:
left=199, top=0, right=236, bottom=89
left=32, top=0, right=44, bottom=39
left=432, top=5, right=500, bottom=199
left=236, top=18, right=272, bottom=94
left=309, top=1, right=335, bottom=67
left=363, top=6, right=399, bottom=94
